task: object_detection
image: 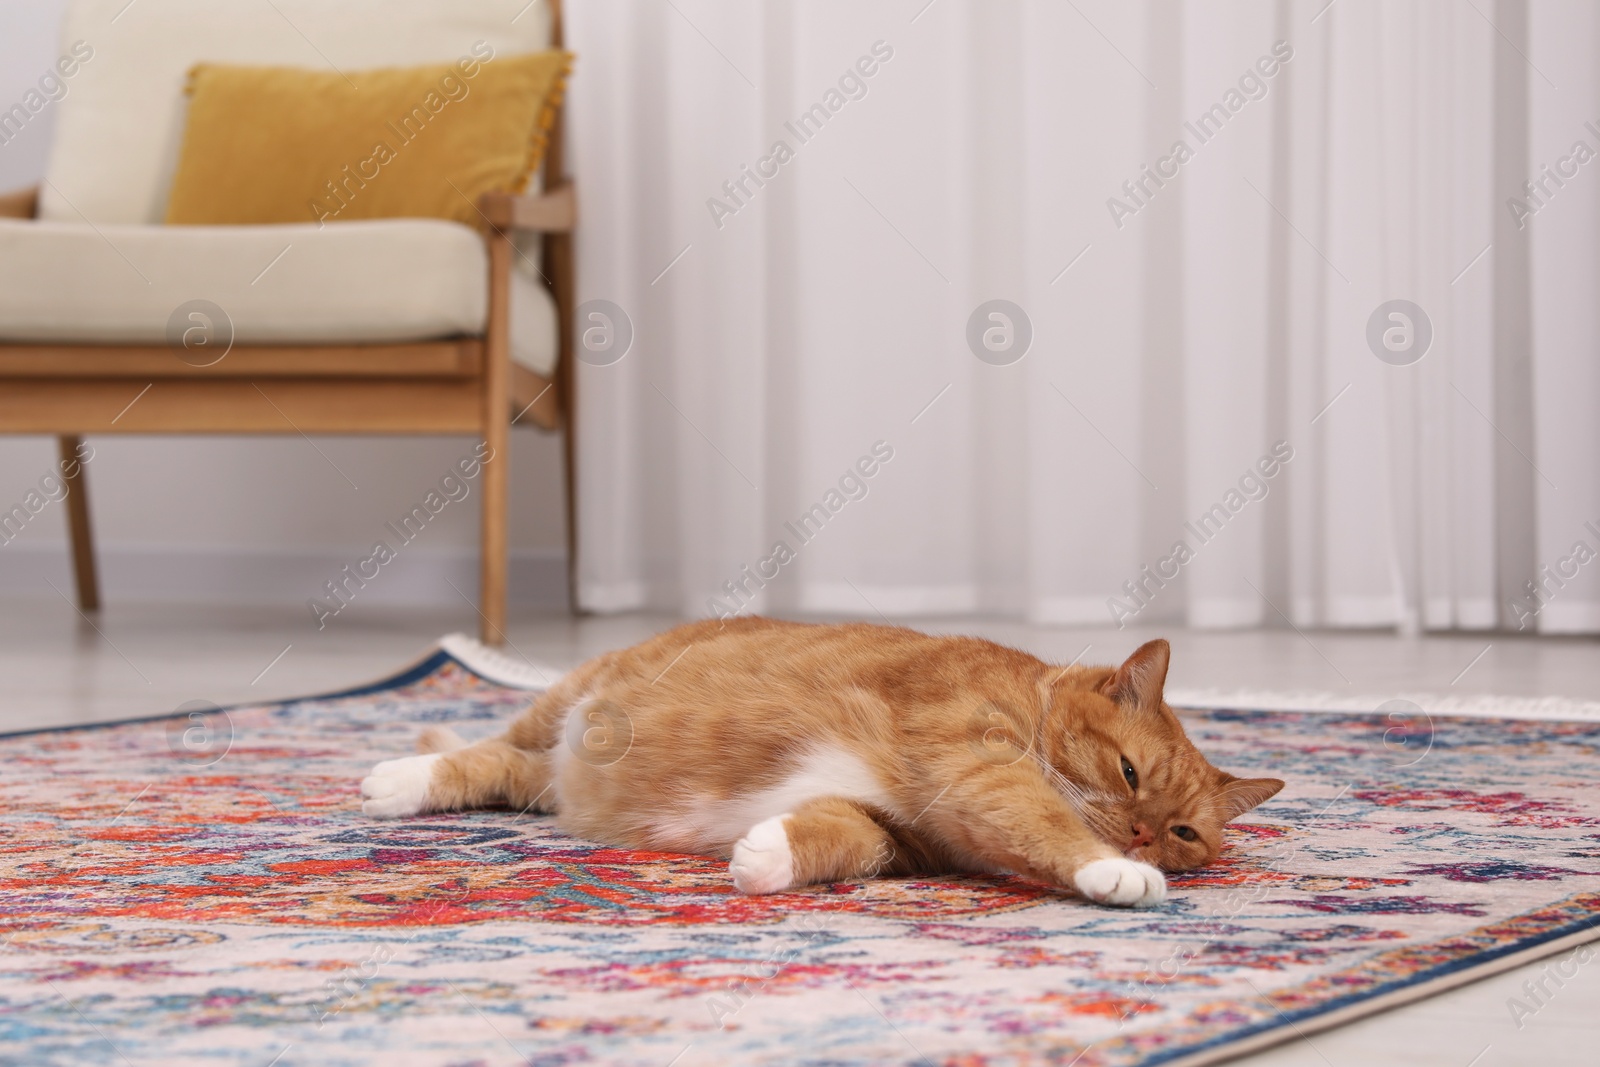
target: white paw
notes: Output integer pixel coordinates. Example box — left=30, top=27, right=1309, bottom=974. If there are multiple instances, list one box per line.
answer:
left=359, top=753, right=443, bottom=819
left=730, top=814, right=795, bottom=895
left=1074, top=857, right=1167, bottom=908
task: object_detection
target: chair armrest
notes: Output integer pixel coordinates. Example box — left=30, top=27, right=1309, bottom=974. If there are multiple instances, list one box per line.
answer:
left=0, top=185, right=38, bottom=219
left=480, top=183, right=575, bottom=233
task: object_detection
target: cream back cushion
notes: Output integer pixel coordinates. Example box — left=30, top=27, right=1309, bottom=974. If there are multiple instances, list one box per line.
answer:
left=41, top=0, right=551, bottom=225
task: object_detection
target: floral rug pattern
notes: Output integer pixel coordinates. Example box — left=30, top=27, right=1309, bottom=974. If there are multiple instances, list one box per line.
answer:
left=1, top=651, right=1597, bottom=1066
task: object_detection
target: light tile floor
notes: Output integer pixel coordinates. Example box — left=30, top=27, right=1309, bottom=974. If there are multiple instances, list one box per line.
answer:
left=2, top=599, right=1595, bottom=1065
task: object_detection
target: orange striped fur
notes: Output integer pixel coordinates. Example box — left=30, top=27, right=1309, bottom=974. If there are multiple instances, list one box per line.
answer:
left=363, top=618, right=1282, bottom=906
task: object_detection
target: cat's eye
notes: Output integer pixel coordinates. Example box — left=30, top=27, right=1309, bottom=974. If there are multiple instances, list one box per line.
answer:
left=1119, top=756, right=1138, bottom=791
left=1171, top=825, right=1197, bottom=842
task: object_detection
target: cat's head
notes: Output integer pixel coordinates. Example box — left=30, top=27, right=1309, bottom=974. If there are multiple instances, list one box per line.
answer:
left=1042, top=640, right=1282, bottom=872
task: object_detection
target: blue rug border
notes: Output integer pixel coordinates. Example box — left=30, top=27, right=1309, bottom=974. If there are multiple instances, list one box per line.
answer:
left=0, top=646, right=467, bottom=741
left=1146, top=906, right=1600, bottom=1066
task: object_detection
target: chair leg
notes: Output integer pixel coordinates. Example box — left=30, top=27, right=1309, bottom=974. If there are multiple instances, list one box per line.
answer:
left=58, top=435, right=100, bottom=612
left=480, top=426, right=509, bottom=644
left=480, top=231, right=513, bottom=645
left=536, top=21, right=579, bottom=615
left=547, top=230, right=580, bottom=616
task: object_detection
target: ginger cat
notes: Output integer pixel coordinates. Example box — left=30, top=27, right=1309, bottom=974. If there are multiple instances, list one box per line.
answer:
left=361, top=618, right=1282, bottom=908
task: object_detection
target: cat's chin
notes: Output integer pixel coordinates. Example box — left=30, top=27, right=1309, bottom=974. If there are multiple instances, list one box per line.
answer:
left=1125, top=850, right=1185, bottom=874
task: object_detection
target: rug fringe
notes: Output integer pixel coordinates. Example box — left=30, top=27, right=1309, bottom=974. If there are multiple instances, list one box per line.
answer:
left=438, top=633, right=563, bottom=690
left=1167, top=685, right=1600, bottom=721
left=435, top=633, right=1600, bottom=719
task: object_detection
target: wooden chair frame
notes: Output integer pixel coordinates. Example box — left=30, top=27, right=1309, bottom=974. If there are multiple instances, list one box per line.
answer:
left=0, top=1, right=577, bottom=645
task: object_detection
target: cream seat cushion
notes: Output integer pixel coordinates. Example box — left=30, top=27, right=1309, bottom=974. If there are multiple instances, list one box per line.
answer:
left=0, top=219, right=558, bottom=376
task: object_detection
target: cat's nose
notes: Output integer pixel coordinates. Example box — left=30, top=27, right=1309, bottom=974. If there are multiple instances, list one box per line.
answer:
left=1128, top=822, right=1154, bottom=849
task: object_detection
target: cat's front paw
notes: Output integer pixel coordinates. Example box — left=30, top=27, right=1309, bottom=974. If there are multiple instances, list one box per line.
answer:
left=360, top=753, right=443, bottom=818
left=1073, top=857, right=1166, bottom=908
left=730, top=814, right=795, bottom=895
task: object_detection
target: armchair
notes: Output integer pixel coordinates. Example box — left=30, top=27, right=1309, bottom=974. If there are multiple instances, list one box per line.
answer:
left=0, top=0, right=577, bottom=644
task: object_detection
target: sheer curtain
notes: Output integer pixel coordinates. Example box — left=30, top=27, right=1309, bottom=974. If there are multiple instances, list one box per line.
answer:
left=563, top=0, right=1600, bottom=635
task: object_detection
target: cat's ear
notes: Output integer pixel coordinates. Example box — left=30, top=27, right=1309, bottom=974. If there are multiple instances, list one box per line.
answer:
left=1100, top=639, right=1170, bottom=712
left=1217, top=775, right=1284, bottom=820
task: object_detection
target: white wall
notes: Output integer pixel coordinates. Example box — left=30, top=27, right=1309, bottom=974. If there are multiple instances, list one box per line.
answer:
left=0, top=2, right=569, bottom=608
left=0, top=0, right=69, bottom=192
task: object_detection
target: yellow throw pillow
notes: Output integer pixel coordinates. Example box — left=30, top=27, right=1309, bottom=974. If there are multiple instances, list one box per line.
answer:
left=164, top=46, right=571, bottom=228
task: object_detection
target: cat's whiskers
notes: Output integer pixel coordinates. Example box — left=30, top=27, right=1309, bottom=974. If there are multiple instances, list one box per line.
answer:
left=1032, top=753, right=1123, bottom=841
left=1035, top=755, right=1091, bottom=811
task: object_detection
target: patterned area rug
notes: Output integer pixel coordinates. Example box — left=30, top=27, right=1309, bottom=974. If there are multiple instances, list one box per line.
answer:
left=2, top=646, right=1598, bottom=1067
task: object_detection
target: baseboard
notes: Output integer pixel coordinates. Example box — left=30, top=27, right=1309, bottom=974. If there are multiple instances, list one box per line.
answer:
left=0, top=542, right=568, bottom=609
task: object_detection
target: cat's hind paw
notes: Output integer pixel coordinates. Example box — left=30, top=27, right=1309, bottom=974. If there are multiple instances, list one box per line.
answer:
left=417, top=725, right=468, bottom=754
left=1074, top=857, right=1167, bottom=908
left=360, top=753, right=443, bottom=818
left=730, top=814, right=795, bottom=895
